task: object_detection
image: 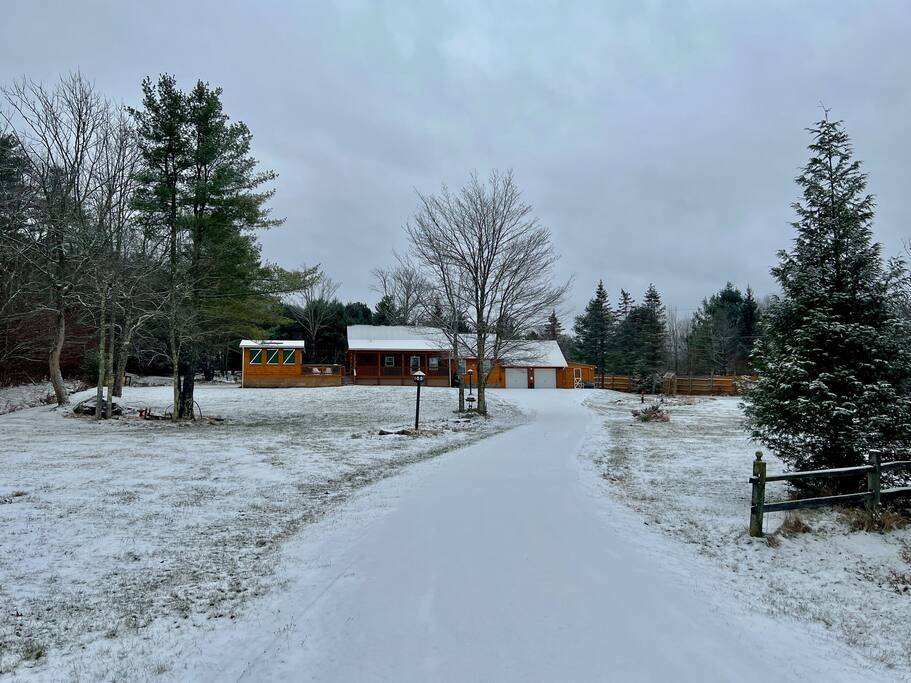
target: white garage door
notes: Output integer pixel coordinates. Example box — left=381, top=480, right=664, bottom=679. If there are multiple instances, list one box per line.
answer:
left=505, top=368, right=528, bottom=388
left=534, top=368, right=557, bottom=389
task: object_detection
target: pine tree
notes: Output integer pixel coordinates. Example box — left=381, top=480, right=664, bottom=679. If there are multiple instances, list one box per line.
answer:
left=617, top=289, right=634, bottom=318
left=545, top=309, right=563, bottom=340
left=373, top=294, right=399, bottom=325
left=132, top=76, right=288, bottom=418
left=573, top=281, right=613, bottom=381
left=640, top=284, right=667, bottom=377
left=744, top=113, right=911, bottom=479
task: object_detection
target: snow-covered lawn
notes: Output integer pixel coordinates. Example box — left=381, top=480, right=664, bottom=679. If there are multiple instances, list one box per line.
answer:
left=0, top=381, right=86, bottom=416
left=582, top=391, right=911, bottom=675
left=0, top=383, right=520, bottom=679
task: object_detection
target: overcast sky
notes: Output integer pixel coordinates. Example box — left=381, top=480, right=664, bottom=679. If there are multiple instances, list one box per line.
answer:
left=3, top=1, right=910, bottom=322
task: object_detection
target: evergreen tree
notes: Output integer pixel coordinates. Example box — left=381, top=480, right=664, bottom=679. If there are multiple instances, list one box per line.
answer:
left=545, top=309, right=563, bottom=340
left=132, top=75, right=295, bottom=418
left=617, top=289, right=634, bottom=318
left=687, top=283, right=756, bottom=375
left=744, top=114, right=911, bottom=478
left=573, top=281, right=613, bottom=381
left=373, top=294, right=399, bottom=325
left=640, top=284, right=667, bottom=377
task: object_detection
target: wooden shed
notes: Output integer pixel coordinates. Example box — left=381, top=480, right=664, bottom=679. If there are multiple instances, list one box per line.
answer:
left=240, top=340, right=343, bottom=388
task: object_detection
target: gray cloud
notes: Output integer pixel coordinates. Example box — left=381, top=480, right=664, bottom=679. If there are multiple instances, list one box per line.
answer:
left=2, top=0, right=909, bottom=319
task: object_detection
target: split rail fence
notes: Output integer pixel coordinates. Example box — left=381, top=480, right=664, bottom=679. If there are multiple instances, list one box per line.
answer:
left=748, top=451, right=911, bottom=536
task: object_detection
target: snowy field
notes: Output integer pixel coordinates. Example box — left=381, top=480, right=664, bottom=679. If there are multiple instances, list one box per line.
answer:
left=0, top=383, right=520, bottom=679
left=582, top=392, right=911, bottom=675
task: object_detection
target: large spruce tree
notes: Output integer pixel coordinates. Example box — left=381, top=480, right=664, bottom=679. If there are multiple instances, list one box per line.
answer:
left=744, top=114, right=911, bottom=476
left=573, top=281, right=613, bottom=382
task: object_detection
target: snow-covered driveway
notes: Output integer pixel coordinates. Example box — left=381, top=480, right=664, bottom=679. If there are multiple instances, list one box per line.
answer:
left=186, top=390, right=881, bottom=682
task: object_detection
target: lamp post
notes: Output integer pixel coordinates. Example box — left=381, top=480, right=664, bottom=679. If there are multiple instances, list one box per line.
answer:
left=412, top=370, right=425, bottom=430
left=467, top=368, right=474, bottom=396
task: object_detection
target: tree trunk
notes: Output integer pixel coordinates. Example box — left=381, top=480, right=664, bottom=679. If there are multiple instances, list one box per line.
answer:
left=458, top=385, right=465, bottom=413
left=105, top=311, right=115, bottom=419
left=49, top=296, right=68, bottom=406
left=474, top=331, right=488, bottom=414
left=112, top=319, right=133, bottom=397
left=170, top=341, right=180, bottom=423
left=95, top=297, right=107, bottom=420
left=178, top=359, right=196, bottom=419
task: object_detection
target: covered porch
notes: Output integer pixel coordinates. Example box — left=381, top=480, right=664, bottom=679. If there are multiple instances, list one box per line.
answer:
left=349, top=350, right=453, bottom=387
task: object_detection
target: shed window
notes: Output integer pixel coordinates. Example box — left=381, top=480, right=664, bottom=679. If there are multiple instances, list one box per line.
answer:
left=266, top=349, right=279, bottom=365
left=410, top=355, right=420, bottom=371
left=429, top=356, right=440, bottom=371
left=384, top=355, right=395, bottom=367
left=249, top=348, right=263, bottom=365
left=282, top=349, right=296, bottom=365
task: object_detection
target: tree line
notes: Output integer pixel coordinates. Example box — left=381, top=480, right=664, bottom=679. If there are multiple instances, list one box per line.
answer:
left=569, top=279, right=762, bottom=384
left=0, top=73, right=313, bottom=419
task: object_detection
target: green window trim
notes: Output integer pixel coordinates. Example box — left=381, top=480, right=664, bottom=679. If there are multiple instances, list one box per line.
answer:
left=249, top=348, right=263, bottom=365
left=266, top=349, right=279, bottom=365
left=282, top=349, right=296, bottom=365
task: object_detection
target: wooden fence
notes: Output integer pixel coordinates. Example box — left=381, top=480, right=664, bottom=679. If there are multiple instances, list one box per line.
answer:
left=594, top=374, right=747, bottom=396
left=748, top=451, right=911, bottom=536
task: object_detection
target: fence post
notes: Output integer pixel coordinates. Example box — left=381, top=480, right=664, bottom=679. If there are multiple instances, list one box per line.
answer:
left=750, top=451, right=767, bottom=537
left=866, top=450, right=882, bottom=515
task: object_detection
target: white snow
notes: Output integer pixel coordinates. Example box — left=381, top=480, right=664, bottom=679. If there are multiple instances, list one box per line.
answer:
left=0, top=383, right=519, bottom=679
left=239, top=339, right=307, bottom=348
left=3, top=385, right=906, bottom=681
left=582, top=391, right=911, bottom=677
left=346, top=325, right=448, bottom=351
left=0, top=381, right=84, bottom=415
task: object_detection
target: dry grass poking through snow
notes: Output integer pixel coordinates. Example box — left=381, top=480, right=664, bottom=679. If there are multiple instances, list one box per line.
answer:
left=583, top=391, right=911, bottom=674
left=0, top=383, right=520, bottom=679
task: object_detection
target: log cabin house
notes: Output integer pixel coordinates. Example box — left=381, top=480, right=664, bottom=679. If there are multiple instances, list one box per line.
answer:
left=239, top=340, right=343, bottom=388
left=345, top=325, right=594, bottom=389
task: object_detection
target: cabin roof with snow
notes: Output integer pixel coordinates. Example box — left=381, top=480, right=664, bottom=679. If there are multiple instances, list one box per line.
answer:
left=345, top=325, right=448, bottom=352
left=345, top=326, right=567, bottom=367
left=239, top=339, right=307, bottom=349
left=501, top=340, right=568, bottom=368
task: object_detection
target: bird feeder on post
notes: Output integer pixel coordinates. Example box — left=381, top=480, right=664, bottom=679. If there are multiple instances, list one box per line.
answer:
left=412, top=370, right=425, bottom=431
left=467, top=368, right=474, bottom=396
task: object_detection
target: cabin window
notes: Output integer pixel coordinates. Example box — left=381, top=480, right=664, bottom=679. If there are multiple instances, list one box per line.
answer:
left=266, top=349, right=279, bottom=365
left=410, top=355, right=420, bottom=371
left=429, top=357, right=439, bottom=371
left=384, top=355, right=395, bottom=367
left=249, top=348, right=263, bottom=365
left=282, top=349, right=296, bottom=365
left=482, top=360, right=492, bottom=374
left=458, top=360, right=467, bottom=375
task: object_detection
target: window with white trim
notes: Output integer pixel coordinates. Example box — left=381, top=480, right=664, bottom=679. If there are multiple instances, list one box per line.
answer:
left=266, top=349, right=279, bottom=365
left=410, top=355, right=420, bottom=371
left=282, top=349, right=296, bottom=365
left=249, top=348, right=263, bottom=365
left=429, top=356, right=439, bottom=371
left=384, top=355, right=395, bottom=367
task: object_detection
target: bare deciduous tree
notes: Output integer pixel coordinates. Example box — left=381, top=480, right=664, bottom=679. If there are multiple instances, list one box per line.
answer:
left=2, top=74, right=111, bottom=405
left=407, top=170, right=568, bottom=414
left=371, top=256, right=427, bottom=326
left=288, top=272, right=340, bottom=362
